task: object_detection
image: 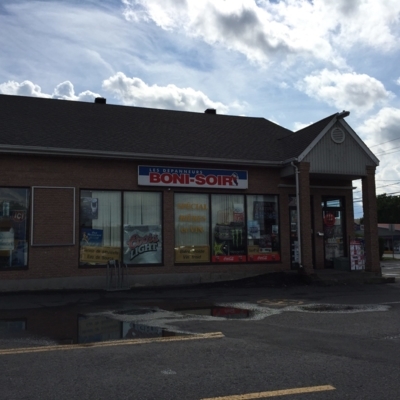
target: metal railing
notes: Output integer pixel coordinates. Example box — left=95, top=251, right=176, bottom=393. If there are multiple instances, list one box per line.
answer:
left=106, top=259, right=130, bottom=290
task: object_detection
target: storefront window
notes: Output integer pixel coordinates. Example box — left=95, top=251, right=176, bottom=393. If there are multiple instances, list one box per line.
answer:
left=80, top=190, right=121, bottom=265
left=246, top=195, right=280, bottom=261
left=0, top=188, right=29, bottom=269
left=123, top=192, right=162, bottom=265
left=211, top=194, right=246, bottom=262
left=174, top=193, right=210, bottom=263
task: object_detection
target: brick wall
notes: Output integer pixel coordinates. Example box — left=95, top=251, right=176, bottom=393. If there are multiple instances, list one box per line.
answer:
left=0, top=154, right=357, bottom=285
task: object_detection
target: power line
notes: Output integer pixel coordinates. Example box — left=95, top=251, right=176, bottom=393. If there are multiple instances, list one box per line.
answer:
left=369, top=137, right=400, bottom=148
left=375, top=147, right=400, bottom=156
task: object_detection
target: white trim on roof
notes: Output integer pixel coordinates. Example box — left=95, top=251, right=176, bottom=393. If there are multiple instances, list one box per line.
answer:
left=297, top=117, right=336, bottom=162
left=297, top=115, right=379, bottom=166
left=339, top=119, right=379, bottom=165
left=0, top=145, right=284, bottom=167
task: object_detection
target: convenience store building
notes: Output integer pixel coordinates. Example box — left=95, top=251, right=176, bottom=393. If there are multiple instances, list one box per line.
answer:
left=0, top=94, right=380, bottom=291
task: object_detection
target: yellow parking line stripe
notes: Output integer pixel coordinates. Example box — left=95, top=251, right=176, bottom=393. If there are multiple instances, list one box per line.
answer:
left=0, top=331, right=224, bottom=356
left=201, top=385, right=336, bottom=400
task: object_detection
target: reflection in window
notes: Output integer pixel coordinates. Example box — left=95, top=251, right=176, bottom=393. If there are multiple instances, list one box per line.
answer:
left=174, top=193, right=210, bottom=263
left=0, top=188, right=29, bottom=269
left=212, top=194, right=246, bottom=262
left=246, top=195, right=280, bottom=261
left=123, top=192, right=162, bottom=265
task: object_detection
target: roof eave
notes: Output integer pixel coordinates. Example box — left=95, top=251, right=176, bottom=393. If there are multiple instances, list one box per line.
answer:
left=0, top=145, right=284, bottom=167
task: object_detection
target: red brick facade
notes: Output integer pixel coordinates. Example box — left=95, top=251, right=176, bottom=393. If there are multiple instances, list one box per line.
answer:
left=0, top=153, right=366, bottom=291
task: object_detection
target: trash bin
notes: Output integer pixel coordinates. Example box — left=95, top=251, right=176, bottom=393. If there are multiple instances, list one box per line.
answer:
left=333, top=257, right=350, bottom=271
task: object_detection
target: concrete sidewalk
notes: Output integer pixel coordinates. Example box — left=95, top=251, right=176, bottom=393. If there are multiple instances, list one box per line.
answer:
left=0, top=268, right=394, bottom=311
left=309, top=268, right=395, bottom=285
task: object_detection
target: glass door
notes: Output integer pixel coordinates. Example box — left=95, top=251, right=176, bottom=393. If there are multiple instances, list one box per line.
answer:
left=322, top=197, right=345, bottom=268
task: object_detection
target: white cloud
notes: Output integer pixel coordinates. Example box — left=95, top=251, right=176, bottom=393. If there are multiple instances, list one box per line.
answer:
left=121, top=0, right=344, bottom=67
left=102, top=72, right=229, bottom=113
left=0, top=80, right=50, bottom=98
left=396, top=78, right=400, bottom=86
left=357, top=107, right=400, bottom=194
left=121, top=0, right=400, bottom=69
left=0, top=80, right=100, bottom=102
left=358, top=107, right=400, bottom=145
left=323, top=0, right=400, bottom=52
left=293, top=121, right=311, bottom=131
left=297, top=69, right=393, bottom=114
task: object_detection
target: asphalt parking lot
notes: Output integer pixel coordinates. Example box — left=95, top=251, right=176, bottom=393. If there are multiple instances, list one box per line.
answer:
left=1, top=275, right=400, bottom=400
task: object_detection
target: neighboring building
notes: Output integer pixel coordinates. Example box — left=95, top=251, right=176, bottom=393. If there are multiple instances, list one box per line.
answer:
left=0, top=94, right=380, bottom=291
left=378, top=224, right=400, bottom=253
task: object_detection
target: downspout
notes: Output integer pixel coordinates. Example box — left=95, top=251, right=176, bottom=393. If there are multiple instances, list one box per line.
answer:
left=291, top=161, right=302, bottom=269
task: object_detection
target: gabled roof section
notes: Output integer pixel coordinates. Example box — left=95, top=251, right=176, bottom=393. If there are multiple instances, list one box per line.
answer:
left=0, top=94, right=294, bottom=166
left=279, top=112, right=379, bottom=167
left=278, top=114, right=338, bottom=161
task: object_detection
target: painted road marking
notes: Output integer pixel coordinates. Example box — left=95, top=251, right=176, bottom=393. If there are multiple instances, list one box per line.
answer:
left=257, top=299, right=304, bottom=307
left=201, top=384, right=336, bottom=400
left=0, top=331, right=224, bottom=356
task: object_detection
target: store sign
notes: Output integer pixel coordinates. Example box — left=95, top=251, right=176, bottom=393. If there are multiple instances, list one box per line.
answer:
left=138, top=166, right=248, bottom=189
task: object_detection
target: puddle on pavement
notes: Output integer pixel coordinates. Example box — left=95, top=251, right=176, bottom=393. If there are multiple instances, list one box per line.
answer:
left=0, top=302, right=390, bottom=348
left=0, top=304, right=257, bottom=347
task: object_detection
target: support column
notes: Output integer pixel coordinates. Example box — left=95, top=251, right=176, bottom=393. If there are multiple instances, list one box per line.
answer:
left=362, top=166, right=380, bottom=274
left=298, top=162, right=313, bottom=273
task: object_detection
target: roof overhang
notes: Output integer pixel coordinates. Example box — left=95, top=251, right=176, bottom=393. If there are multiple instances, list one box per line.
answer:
left=0, top=145, right=284, bottom=168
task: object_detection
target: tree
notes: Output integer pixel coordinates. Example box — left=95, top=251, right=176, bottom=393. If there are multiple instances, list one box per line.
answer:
left=376, top=194, right=400, bottom=223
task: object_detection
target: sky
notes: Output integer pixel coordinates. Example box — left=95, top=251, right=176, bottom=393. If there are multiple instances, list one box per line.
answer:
left=1, top=0, right=400, bottom=219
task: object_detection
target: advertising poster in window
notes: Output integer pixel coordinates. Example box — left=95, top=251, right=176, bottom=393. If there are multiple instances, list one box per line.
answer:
left=80, top=229, right=103, bottom=247
left=175, top=245, right=210, bottom=263
left=80, top=197, right=99, bottom=219
left=247, top=199, right=280, bottom=261
left=79, top=229, right=121, bottom=264
left=212, top=195, right=246, bottom=262
left=80, top=246, right=121, bottom=264
left=0, top=231, right=14, bottom=251
left=123, top=225, right=162, bottom=265
left=0, top=189, right=30, bottom=269
left=350, top=239, right=365, bottom=270
left=174, top=194, right=210, bottom=263
left=213, top=224, right=247, bottom=262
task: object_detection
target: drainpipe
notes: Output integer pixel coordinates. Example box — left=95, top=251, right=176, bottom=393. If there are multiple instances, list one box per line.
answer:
left=291, top=161, right=302, bottom=269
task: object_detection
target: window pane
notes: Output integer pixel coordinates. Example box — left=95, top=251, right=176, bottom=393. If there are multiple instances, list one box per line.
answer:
left=211, top=194, right=246, bottom=262
left=123, top=192, right=162, bottom=265
left=80, top=190, right=121, bottom=265
left=174, top=193, right=210, bottom=263
left=246, top=195, right=280, bottom=262
left=0, top=188, right=29, bottom=269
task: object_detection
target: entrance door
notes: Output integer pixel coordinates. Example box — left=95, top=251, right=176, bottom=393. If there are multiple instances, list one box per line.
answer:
left=322, top=197, right=346, bottom=268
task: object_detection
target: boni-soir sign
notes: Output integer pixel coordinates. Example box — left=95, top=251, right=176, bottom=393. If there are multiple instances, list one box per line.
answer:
left=138, top=166, right=248, bottom=189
